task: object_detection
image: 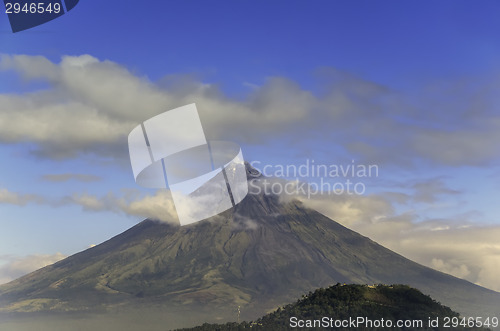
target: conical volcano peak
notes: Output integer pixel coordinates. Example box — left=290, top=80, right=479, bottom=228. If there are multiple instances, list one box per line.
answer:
left=244, top=161, right=262, bottom=179
left=1, top=160, right=499, bottom=328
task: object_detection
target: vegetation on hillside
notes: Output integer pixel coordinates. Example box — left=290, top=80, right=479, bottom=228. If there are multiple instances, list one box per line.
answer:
left=175, top=283, right=491, bottom=330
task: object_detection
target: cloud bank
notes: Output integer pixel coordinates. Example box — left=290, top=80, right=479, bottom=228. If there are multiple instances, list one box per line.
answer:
left=1, top=54, right=499, bottom=166
left=1, top=187, right=178, bottom=224
left=299, top=192, right=500, bottom=292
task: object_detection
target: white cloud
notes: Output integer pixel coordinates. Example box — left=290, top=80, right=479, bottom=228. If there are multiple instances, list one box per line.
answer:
left=410, top=178, right=460, bottom=203
left=1, top=54, right=499, bottom=166
left=68, top=193, right=108, bottom=212
left=476, top=256, right=500, bottom=290
left=0, top=186, right=178, bottom=224
left=118, top=190, right=178, bottom=224
left=431, top=258, right=471, bottom=279
left=412, top=126, right=500, bottom=166
left=64, top=190, right=179, bottom=224
left=0, top=188, right=44, bottom=205
left=0, top=54, right=317, bottom=159
left=0, top=253, right=66, bottom=285
left=41, top=173, right=101, bottom=183
left=0, top=55, right=168, bottom=158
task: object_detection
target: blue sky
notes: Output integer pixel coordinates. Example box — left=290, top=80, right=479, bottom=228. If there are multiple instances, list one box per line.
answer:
left=1, top=1, right=500, bottom=291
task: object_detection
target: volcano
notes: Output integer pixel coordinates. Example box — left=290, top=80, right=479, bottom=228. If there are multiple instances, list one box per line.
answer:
left=1, top=164, right=499, bottom=330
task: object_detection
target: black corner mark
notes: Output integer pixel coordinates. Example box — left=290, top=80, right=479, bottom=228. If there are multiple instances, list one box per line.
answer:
left=4, top=0, right=80, bottom=33
left=64, top=0, right=78, bottom=11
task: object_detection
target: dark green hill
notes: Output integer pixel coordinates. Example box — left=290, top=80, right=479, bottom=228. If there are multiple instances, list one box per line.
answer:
left=176, top=284, right=491, bottom=331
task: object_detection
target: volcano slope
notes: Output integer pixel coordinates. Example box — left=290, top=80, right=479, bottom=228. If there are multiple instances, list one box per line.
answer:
left=0, top=167, right=499, bottom=330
